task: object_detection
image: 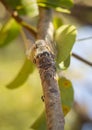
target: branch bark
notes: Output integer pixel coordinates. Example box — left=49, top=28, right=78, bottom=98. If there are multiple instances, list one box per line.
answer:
left=31, top=7, right=64, bottom=130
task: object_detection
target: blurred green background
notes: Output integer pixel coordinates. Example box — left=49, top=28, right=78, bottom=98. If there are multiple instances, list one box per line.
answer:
left=0, top=38, right=44, bottom=130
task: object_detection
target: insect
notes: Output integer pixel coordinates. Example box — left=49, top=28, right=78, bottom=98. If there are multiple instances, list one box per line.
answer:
left=26, top=40, right=54, bottom=64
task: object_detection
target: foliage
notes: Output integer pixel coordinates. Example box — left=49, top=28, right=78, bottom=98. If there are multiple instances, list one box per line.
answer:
left=0, top=18, right=20, bottom=47
left=55, top=25, right=77, bottom=69
left=58, top=77, right=74, bottom=115
left=3, top=0, right=38, bottom=16
left=7, top=58, right=35, bottom=89
left=37, top=0, right=73, bottom=13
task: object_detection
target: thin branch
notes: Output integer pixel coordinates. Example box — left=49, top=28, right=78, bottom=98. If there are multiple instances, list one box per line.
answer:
left=35, top=7, right=64, bottom=130
left=72, top=53, right=92, bottom=67
left=76, top=36, right=92, bottom=42
left=0, top=0, right=37, bottom=38
left=12, top=12, right=37, bottom=38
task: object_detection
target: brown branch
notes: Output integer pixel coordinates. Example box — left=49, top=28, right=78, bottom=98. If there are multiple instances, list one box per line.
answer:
left=37, top=6, right=56, bottom=54
left=34, top=7, right=64, bottom=130
left=12, top=12, right=37, bottom=38
left=0, top=0, right=37, bottom=38
left=72, top=53, right=92, bottom=67
left=37, top=7, right=53, bottom=41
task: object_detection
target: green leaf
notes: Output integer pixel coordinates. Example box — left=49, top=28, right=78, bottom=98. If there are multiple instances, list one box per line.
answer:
left=53, top=17, right=63, bottom=30
left=31, top=111, right=47, bottom=130
left=0, top=18, right=20, bottom=47
left=55, top=7, right=70, bottom=13
left=4, top=0, right=38, bottom=16
left=59, top=54, right=71, bottom=70
left=64, top=54, right=70, bottom=68
left=30, top=77, right=74, bottom=130
left=4, top=0, right=22, bottom=9
left=55, top=25, right=77, bottom=64
left=30, top=77, right=73, bottom=129
left=37, top=0, right=73, bottom=10
left=7, top=58, right=35, bottom=89
left=58, top=77, right=74, bottom=116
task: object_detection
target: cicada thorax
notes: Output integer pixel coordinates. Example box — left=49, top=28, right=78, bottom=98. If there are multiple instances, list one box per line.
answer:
left=26, top=40, right=55, bottom=71
left=33, top=40, right=54, bottom=66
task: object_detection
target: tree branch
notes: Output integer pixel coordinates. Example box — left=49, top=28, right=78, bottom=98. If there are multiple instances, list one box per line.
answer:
left=0, top=0, right=37, bottom=38
left=12, top=11, right=37, bottom=38
left=76, top=36, right=92, bottom=42
left=72, top=53, right=92, bottom=67
left=37, top=7, right=53, bottom=41
left=33, top=7, right=64, bottom=130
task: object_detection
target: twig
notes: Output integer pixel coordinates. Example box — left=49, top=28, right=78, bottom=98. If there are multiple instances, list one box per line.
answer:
left=34, top=7, right=64, bottom=130
left=76, top=36, right=92, bottom=42
left=0, top=0, right=37, bottom=38
left=12, top=11, right=37, bottom=38
left=72, top=53, right=92, bottom=67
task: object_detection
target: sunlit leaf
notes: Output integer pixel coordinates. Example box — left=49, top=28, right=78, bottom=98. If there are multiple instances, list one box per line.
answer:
left=37, top=0, right=73, bottom=10
left=0, top=18, right=20, bottom=47
left=58, top=77, right=74, bottom=115
left=4, top=0, right=38, bottom=16
left=55, top=7, right=70, bottom=13
left=31, top=111, right=47, bottom=130
left=7, top=58, right=35, bottom=89
left=55, top=25, right=77, bottom=64
left=59, top=54, right=71, bottom=70
left=53, top=17, right=63, bottom=30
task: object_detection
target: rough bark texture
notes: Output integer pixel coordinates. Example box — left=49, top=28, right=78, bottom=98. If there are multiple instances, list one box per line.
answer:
left=31, top=39, right=64, bottom=130
left=35, top=7, right=65, bottom=130
left=37, top=7, right=56, bottom=54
